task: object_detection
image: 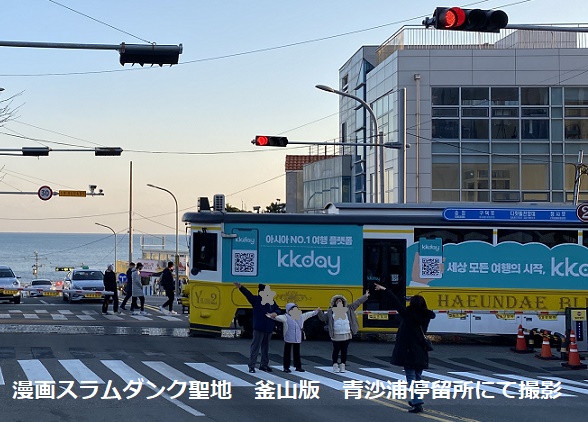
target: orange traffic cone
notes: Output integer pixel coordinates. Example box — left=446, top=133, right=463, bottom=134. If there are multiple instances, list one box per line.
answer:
left=536, top=331, right=558, bottom=360
left=511, top=324, right=533, bottom=353
left=561, top=330, right=587, bottom=369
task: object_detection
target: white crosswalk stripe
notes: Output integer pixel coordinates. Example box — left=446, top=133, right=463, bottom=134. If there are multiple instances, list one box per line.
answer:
left=271, top=366, right=345, bottom=390
left=144, top=361, right=195, bottom=383
left=18, top=359, right=53, bottom=382
left=188, top=363, right=253, bottom=387
left=316, top=366, right=385, bottom=386
left=229, top=364, right=294, bottom=387
left=59, top=359, right=104, bottom=384
left=495, top=373, right=583, bottom=396
left=101, top=360, right=205, bottom=417
left=0, top=367, right=4, bottom=386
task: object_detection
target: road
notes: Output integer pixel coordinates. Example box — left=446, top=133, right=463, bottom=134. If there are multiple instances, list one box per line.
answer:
left=1, top=296, right=588, bottom=421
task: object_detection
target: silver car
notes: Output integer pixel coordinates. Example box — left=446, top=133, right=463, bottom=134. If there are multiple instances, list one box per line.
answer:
left=0, top=265, right=22, bottom=304
left=29, top=279, right=56, bottom=297
left=62, top=268, right=104, bottom=303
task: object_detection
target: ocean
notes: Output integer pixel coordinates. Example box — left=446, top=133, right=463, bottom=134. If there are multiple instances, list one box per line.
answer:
left=0, top=232, right=188, bottom=283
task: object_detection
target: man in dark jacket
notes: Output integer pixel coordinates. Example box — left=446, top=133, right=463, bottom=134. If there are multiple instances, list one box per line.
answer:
left=120, top=262, right=135, bottom=312
left=102, top=265, right=118, bottom=315
left=159, top=261, right=176, bottom=314
left=233, top=282, right=281, bottom=373
left=374, top=283, right=435, bottom=414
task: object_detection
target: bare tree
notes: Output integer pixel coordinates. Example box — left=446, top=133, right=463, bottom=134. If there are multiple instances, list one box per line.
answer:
left=0, top=90, right=23, bottom=127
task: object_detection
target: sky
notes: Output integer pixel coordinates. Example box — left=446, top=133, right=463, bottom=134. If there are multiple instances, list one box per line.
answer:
left=0, top=0, right=585, bottom=235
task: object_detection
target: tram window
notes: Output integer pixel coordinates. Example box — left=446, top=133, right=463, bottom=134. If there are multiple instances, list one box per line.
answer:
left=583, top=232, right=588, bottom=248
left=497, top=229, right=577, bottom=247
left=191, top=231, right=217, bottom=273
left=414, top=228, right=492, bottom=244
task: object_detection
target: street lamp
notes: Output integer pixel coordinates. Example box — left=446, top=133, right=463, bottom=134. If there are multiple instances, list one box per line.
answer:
left=147, top=183, right=179, bottom=295
left=316, top=84, right=384, bottom=203
left=95, top=223, right=117, bottom=273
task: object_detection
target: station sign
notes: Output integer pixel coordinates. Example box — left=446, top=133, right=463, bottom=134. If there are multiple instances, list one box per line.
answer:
left=59, top=190, right=87, bottom=197
left=576, top=203, right=588, bottom=223
left=443, top=208, right=580, bottom=223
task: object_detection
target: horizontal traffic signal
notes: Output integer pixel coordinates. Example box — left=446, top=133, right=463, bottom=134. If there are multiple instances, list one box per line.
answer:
left=424, top=7, right=508, bottom=33
left=119, top=43, right=182, bottom=66
left=252, top=136, right=289, bottom=147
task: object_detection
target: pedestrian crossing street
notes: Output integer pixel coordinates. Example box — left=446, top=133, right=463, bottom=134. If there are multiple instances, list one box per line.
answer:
left=0, top=308, right=186, bottom=322
left=2, top=358, right=588, bottom=399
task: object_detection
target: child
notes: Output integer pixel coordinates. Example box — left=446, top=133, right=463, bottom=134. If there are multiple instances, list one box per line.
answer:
left=267, top=303, right=319, bottom=373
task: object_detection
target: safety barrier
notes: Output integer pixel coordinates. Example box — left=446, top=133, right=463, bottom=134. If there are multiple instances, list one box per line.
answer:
left=0, top=287, right=114, bottom=297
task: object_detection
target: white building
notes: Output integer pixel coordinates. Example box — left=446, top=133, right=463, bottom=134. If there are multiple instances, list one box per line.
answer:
left=301, top=26, right=588, bottom=210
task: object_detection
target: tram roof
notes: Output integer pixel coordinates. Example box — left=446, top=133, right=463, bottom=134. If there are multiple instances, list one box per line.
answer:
left=183, top=202, right=584, bottom=228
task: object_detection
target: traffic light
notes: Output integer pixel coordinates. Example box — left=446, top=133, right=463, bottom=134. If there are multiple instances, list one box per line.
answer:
left=423, top=7, right=508, bottom=33
left=119, top=43, right=182, bottom=66
left=252, top=136, right=289, bottom=147
left=95, top=147, right=123, bottom=156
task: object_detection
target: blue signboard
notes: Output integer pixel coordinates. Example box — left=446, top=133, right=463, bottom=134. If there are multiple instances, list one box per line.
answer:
left=223, top=223, right=363, bottom=285
left=443, top=208, right=579, bottom=223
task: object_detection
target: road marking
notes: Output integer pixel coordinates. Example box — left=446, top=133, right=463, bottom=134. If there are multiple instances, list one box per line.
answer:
left=422, top=371, right=509, bottom=397
left=229, top=364, right=292, bottom=387
left=59, top=359, right=104, bottom=384
left=537, top=375, right=588, bottom=388
left=18, top=359, right=53, bottom=382
left=271, top=365, right=344, bottom=390
left=158, top=316, right=182, bottom=321
left=316, top=366, right=385, bottom=385
left=24, top=314, right=39, bottom=319
left=103, top=314, right=124, bottom=320
left=102, top=360, right=204, bottom=417
left=188, top=363, right=252, bottom=387
left=35, top=310, right=49, bottom=314
left=76, top=315, right=95, bottom=321
left=362, top=367, right=408, bottom=381
left=58, top=310, right=73, bottom=315
left=52, top=314, right=67, bottom=320
left=0, top=314, right=10, bottom=319
left=144, top=361, right=195, bottom=383
left=0, top=367, right=4, bottom=385
left=129, top=315, right=151, bottom=321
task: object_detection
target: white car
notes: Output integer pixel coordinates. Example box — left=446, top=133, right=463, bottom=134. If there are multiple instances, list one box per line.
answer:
left=0, top=265, right=21, bottom=304
left=63, top=268, right=104, bottom=303
left=29, top=279, right=56, bottom=297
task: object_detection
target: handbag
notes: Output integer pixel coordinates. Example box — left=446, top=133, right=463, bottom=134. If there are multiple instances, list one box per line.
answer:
left=420, top=326, right=434, bottom=351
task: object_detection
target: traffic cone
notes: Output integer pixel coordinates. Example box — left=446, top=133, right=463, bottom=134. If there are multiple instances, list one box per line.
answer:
left=511, top=324, right=533, bottom=353
left=536, top=331, right=558, bottom=360
left=561, top=330, right=587, bottom=369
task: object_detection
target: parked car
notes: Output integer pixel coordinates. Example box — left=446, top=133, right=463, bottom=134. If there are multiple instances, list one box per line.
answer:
left=62, top=268, right=104, bottom=303
left=29, top=279, right=55, bottom=297
left=0, top=265, right=22, bottom=304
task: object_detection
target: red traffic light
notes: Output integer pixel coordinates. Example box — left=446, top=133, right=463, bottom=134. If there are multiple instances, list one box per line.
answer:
left=426, top=7, right=508, bottom=33
left=256, top=136, right=269, bottom=146
left=253, top=136, right=288, bottom=147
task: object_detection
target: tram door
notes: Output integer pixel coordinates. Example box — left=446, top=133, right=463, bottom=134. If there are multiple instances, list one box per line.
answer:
left=363, top=239, right=406, bottom=329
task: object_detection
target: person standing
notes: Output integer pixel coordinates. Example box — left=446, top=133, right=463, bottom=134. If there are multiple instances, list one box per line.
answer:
left=130, top=262, right=146, bottom=315
left=233, top=282, right=281, bottom=373
left=268, top=303, right=319, bottom=373
left=374, top=283, right=435, bottom=414
left=102, top=264, right=118, bottom=315
left=318, top=291, right=369, bottom=373
left=159, top=261, right=177, bottom=314
left=120, top=262, right=135, bottom=311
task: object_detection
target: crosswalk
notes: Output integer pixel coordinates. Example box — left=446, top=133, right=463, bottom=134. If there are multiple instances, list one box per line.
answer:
left=3, top=358, right=588, bottom=398
left=0, top=308, right=186, bottom=322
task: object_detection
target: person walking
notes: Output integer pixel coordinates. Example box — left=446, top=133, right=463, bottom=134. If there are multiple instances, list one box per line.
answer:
left=233, top=282, right=281, bottom=373
left=318, top=290, right=369, bottom=373
left=159, top=261, right=176, bottom=314
left=374, top=283, right=435, bottom=414
left=130, top=262, right=147, bottom=315
left=101, top=264, right=118, bottom=315
left=120, top=262, right=135, bottom=312
left=268, top=303, right=319, bottom=373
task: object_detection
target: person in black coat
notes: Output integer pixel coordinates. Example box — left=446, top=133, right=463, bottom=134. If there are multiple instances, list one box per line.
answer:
left=233, top=282, right=281, bottom=373
left=374, top=283, right=435, bottom=414
left=102, top=265, right=118, bottom=315
left=159, top=261, right=176, bottom=314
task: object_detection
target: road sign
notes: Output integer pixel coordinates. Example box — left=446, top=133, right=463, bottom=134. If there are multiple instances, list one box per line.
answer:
left=38, top=186, right=53, bottom=201
left=118, top=274, right=127, bottom=283
left=576, top=203, right=588, bottom=222
left=59, top=190, right=87, bottom=197
left=443, top=208, right=580, bottom=223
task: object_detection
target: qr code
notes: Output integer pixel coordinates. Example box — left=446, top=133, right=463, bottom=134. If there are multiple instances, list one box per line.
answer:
left=232, top=251, right=257, bottom=275
left=420, top=257, right=441, bottom=277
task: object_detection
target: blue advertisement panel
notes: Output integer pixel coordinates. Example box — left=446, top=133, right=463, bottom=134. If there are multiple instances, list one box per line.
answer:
left=407, top=240, right=588, bottom=290
left=223, top=223, right=363, bottom=285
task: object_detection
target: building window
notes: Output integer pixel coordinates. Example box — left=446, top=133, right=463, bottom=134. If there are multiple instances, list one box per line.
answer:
left=432, top=88, right=459, bottom=105
left=461, top=119, right=489, bottom=140
left=491, top=119, right=518, bottom=139
left=521, top=120, right=549, bottom=140
left=565, top=87, right=588, bottom=105
left=491, top=87, right=518, bottom=105
left=432, top=119, right=459, bottom=138
left=521, top=87, right=549, bottom=105
left=461, top=87, right=489, bottom=106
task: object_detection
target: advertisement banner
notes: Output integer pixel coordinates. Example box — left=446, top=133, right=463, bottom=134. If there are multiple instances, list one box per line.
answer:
left=223, top=223, right=362, bottom=285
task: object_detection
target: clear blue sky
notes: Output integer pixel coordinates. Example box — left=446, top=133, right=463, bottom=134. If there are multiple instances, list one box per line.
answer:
left=0, top=0, right=584, bottom=234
